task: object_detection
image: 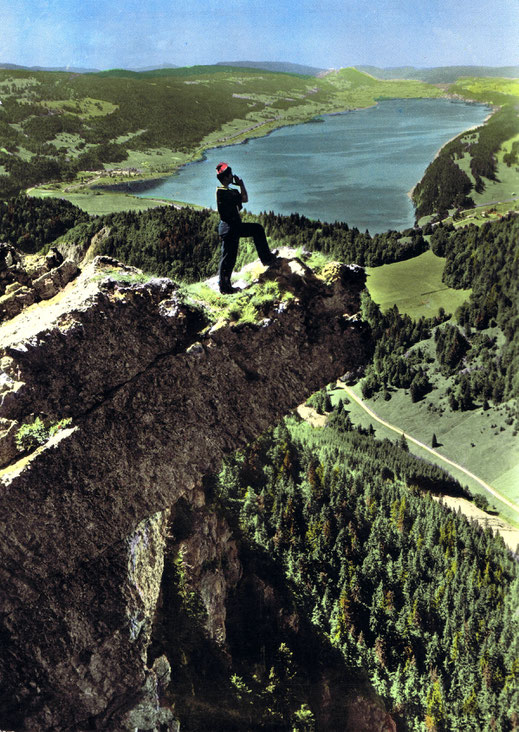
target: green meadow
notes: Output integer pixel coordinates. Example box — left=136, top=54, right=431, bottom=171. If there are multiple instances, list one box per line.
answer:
left=37, top=97, right=119, bottom=118
left=449, top=76, right=519, bottom=105
left=365, top=249, right=471, bottom=318
left=329, top=383, right=519, bottom=528
left=28, top=186, right=173, bottom=215
left=431, top=147, right=519, bottom=226
left=363, top=242, right=519, bottom=526
left=456, top=147, right=519, bottom=207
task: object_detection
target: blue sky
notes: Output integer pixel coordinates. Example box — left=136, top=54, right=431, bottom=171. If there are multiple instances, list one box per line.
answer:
left=1, top=0, right=518, bottom=71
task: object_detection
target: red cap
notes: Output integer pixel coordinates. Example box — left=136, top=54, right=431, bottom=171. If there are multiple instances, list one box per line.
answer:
left=216, top=162, right=230, bottom=175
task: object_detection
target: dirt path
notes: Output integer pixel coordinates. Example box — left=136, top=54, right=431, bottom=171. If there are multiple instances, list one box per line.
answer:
left=339, top=385, right=519, bottom=549
left=296, top=404, right=327, bottom=428
left=340, top=384, right=519, bottom=518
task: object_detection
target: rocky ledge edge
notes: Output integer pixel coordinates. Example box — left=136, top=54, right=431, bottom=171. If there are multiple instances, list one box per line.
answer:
left=0, top=250, right=376, bottom=730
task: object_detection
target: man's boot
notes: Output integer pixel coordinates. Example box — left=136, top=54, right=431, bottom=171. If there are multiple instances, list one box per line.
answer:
left=219, top=278, right=238, bottom=294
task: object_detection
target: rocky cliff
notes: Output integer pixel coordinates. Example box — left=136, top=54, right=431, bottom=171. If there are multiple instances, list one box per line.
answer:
left=0, top=249, right=383, bottom=730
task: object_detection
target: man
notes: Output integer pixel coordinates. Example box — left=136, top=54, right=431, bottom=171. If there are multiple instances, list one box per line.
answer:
left=215, top=161, right=277, bottom=294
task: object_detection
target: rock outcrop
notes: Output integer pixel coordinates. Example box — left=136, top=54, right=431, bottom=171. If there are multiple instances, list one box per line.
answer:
left=0, top=242, right=79, bottom=322
left=0, top=253, right=375, bottom=730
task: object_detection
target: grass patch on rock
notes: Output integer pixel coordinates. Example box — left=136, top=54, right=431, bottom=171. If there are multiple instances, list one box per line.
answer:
left=185, top=278, right=294, bottom=327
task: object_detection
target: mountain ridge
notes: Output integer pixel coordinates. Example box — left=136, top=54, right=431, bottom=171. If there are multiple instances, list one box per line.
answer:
left=2, top=60, right=518, bottom=81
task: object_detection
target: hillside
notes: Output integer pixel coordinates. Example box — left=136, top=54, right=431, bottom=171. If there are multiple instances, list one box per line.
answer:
left=0, top=231, right=517, bottom=729
left=358, top=65, right=519, bottom=83
left=411, top=77, right=519, bottom=221
left=0, top=64, right=443, bottom=202
left=0, top=63, right=518, bottom=730
left=216, top=60, right=326, bottom=76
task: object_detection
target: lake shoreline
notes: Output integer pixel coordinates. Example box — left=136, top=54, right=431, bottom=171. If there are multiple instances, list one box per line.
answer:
left=406, top=100, right=496, bottom=203
left=93, top=96, right=442, bottom=196
left=95, top=102, right=382, bottom=196
left=131, top=98, right=491, bottom=232
left=69, top=96, right=493, bottom=232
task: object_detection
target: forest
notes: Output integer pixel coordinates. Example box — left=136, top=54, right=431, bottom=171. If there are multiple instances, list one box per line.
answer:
left=0, top=195, right=427, bottom=280
left=431, top=215, right=518, bottom=404
left=198, top=406, right=519, bottom=730
left=412, top=104, right=519, bottom=219
left=351, top=213, right=519, bottom=424
left=51, top=206, right=426, bottom=280
left=0, top=194, right=89, bottom=253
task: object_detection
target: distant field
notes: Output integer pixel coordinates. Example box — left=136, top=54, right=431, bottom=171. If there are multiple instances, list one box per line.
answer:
left=38, top=97, right=119, bottom=118
left=456, top=148, right=519, bottom=206
left=28, top=187, right=172, bottom=215
left=365, top=249, right=471, bottom=318
left=438, top=142, right=519, bottom=228
left=118, top=148, right=194, bottom=175
left=448, top=76, right=519, bottom=104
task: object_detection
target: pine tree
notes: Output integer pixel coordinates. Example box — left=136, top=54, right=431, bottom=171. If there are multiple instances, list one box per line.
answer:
left=398, top=432, right=409, bottom=452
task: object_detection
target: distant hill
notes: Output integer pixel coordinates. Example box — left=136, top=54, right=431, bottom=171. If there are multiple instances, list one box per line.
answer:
left=358, top=65, right=519, bottom=83
left=329, top=67, right=381, bottom=86
left=130, top=63, right=179, bottom=72
left=3, top=61, right=517, bottom=82
left=0, top=62, right=100, bottom=73
left=93, top=64, right=276, bottom=79
left=217, top=60, right=326, bottom=76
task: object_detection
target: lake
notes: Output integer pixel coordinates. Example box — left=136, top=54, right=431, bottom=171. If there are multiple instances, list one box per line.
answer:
left=137, top=99, right=491, bottom=233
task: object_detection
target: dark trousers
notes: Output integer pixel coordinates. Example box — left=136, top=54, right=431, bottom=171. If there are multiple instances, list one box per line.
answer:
left=218, top=221, right=271, bottom=286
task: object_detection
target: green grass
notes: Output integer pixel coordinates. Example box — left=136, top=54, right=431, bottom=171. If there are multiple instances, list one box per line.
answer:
left=47, top=133, right=90, bottom=156
left=434, top=143, right=519, bottom=228
left=450, top=198, right=519, bottom=228
left=120, top=148, right=194, bottom=174
left=38, top=97, right=119, bottom=118
left=494, top=464, right=519, bottom=501
left=0, top=76, right=39, bottom=90
left=330, top=384, right=519, bottom=528
left=28, top=187, right=171, bottom=215
left=365, top=249, right=471, bottom=318
left=16, top=146, right=35, bottom=161
left=448, top=77, right=519, bottom=104
left=185, top=278, right=293, bottom=326
left=93, top=266, right=153, bottom=285
left=456, top=149, right=519, bottom=206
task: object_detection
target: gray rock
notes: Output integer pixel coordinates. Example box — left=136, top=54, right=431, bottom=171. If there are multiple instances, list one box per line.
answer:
left=0, top=285, right=36, bottom=320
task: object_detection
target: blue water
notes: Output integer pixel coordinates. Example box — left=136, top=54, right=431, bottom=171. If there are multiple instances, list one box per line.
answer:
left=137, top=99, right=491, bottom=233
